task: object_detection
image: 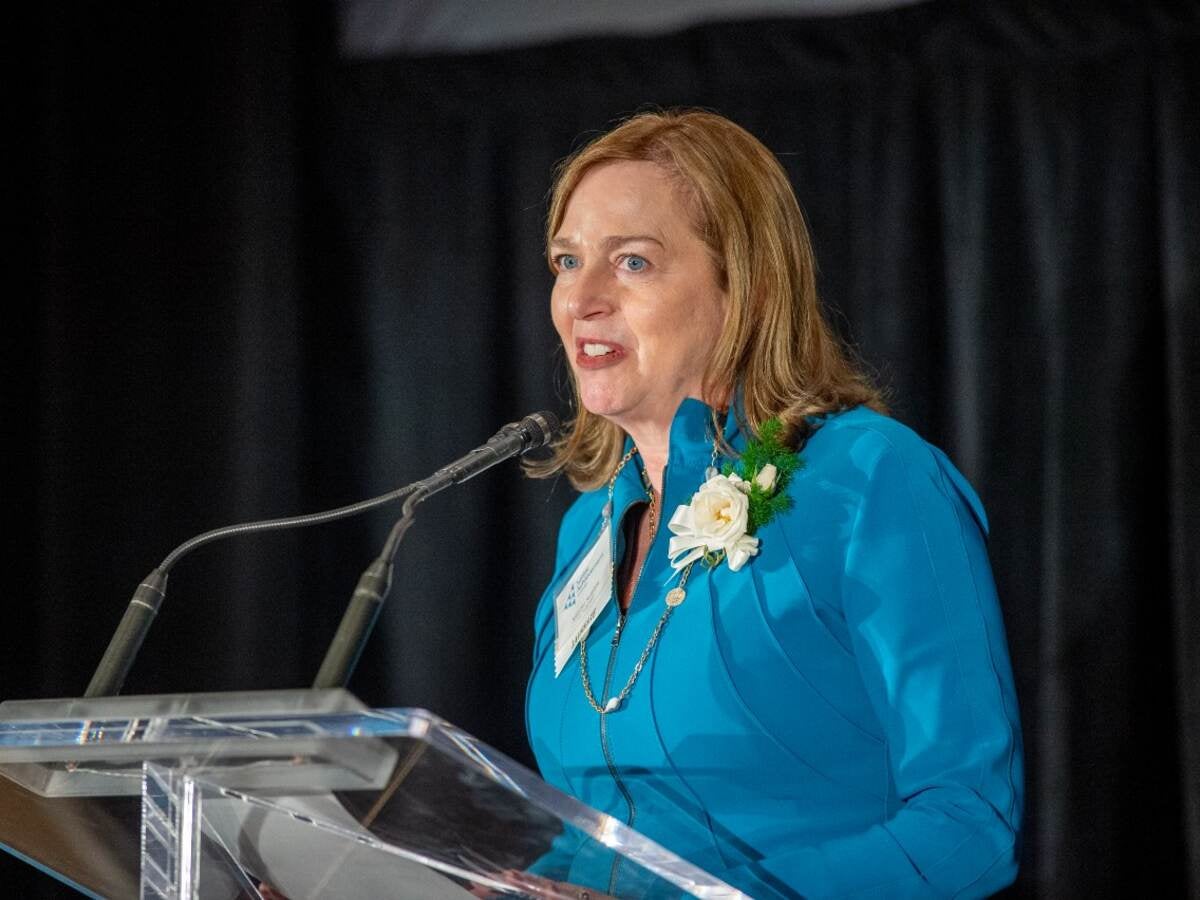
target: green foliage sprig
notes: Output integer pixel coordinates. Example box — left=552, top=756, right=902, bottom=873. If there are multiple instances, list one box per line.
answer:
left=721, top=417, right=803, bottom=534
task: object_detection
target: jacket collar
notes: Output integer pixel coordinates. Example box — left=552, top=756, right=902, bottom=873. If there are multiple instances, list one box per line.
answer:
left=611, top=397, right=745, bottom=514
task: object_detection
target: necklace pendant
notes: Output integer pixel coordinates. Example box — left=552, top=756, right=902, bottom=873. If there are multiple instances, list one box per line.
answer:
left=665, top=586, right=686, bottom=607
left=603, top=696, right=621, bottom=713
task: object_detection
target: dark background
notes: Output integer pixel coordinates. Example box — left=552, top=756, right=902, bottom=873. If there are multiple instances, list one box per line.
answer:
left=7, top=1, right=1198, bottom=896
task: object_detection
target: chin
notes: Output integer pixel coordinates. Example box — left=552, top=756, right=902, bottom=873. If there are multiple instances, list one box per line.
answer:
left=577, top=384, right=632, bottom=422
left=579, top=397, right=625, bottom=421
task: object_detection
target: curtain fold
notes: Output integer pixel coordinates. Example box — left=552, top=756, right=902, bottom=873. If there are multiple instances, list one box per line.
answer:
left=1157, top=32, right=1200, bottom=890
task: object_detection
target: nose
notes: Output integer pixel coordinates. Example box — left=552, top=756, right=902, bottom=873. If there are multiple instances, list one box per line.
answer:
left=563, top=264, right=614, bottom=321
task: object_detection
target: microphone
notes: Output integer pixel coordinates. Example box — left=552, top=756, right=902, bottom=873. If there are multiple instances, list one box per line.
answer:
left=84, top=410, right=558, bottom=698
left=420, top=410, right=559, bottom=495
left=311, top=411, right=559, bottom=689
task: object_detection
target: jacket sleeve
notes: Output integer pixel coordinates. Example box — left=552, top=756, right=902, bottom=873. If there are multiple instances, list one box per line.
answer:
left=719, top=431, right=1024, bottom=899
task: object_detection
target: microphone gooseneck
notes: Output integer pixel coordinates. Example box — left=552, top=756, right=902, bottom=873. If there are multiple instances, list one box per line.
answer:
left=312, top=410, right=559, bottom=690
left=84, top=411, right=559, bottom=699
left=85, top=480, right=424, bottom=699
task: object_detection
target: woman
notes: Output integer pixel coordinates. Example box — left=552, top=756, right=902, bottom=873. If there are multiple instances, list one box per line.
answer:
left=524, top=110, right=1023, bottom=899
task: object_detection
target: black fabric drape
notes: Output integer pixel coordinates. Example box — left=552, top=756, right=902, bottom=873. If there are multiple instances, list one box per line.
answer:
left=10, top=1, right=1198, bottom=896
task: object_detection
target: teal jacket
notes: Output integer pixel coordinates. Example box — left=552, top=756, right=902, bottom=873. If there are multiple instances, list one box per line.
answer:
left=527, top=399, right=1023, bottom=898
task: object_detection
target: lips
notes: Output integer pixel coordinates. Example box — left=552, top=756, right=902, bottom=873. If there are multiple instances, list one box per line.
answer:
left=574, top=338, right=627, bottom=369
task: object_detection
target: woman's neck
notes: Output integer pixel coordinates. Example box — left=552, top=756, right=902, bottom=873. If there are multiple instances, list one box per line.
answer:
left=624, top=423, right=669, bottom=494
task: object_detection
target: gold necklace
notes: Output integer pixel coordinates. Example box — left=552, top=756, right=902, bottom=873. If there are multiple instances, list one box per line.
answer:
left=579, top=448, right=696, bottom=715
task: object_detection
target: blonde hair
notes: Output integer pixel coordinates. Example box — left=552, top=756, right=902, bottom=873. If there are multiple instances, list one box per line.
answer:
left=529, top=109, right=887, bottom=491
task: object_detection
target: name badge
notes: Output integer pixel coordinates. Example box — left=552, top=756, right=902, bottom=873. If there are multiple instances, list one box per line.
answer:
left=554, top=522, right=612, bottom=676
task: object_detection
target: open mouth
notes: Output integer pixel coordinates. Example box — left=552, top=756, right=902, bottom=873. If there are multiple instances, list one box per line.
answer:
left=575, top=338, right=625, bottom=368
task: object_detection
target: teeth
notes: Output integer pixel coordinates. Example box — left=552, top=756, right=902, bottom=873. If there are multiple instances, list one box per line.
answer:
left=583, top=343, right=615, bottom=357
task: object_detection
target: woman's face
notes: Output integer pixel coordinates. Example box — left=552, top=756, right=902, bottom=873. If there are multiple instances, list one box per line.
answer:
left=550, top=160, right=727, bottom=435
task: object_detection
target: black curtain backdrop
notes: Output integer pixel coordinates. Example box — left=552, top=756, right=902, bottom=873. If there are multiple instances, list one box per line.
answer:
left=9, top=2, right=1198, bottom=896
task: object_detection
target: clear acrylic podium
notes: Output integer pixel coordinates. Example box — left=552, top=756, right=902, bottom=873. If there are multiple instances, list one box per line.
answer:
left=0, top=690, right=746, bottom=899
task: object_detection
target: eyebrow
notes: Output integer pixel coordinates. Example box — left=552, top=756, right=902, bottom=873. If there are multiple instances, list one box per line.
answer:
left=549, top=234, right=666, bottom=251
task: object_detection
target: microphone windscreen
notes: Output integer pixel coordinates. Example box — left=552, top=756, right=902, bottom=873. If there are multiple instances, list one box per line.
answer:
left=519, top=411, right=560, bottom=451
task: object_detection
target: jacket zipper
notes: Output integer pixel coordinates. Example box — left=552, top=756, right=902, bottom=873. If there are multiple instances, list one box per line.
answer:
left=600, top=613, right=635, bottom=824
left=599, top=474, right=659, bottom=892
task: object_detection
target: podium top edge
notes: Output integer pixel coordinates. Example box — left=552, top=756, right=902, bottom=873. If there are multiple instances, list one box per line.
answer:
left=0, top=688, right=370, bottom=722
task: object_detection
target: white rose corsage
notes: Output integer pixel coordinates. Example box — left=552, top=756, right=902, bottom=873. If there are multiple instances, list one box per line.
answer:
left=667, top=418, right=801, bottom=574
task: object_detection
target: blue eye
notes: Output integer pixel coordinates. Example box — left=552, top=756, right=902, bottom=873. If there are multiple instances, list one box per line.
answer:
left=623, top=255, right=647, bottom=272
left=556, top=254, right=580, bottom=271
